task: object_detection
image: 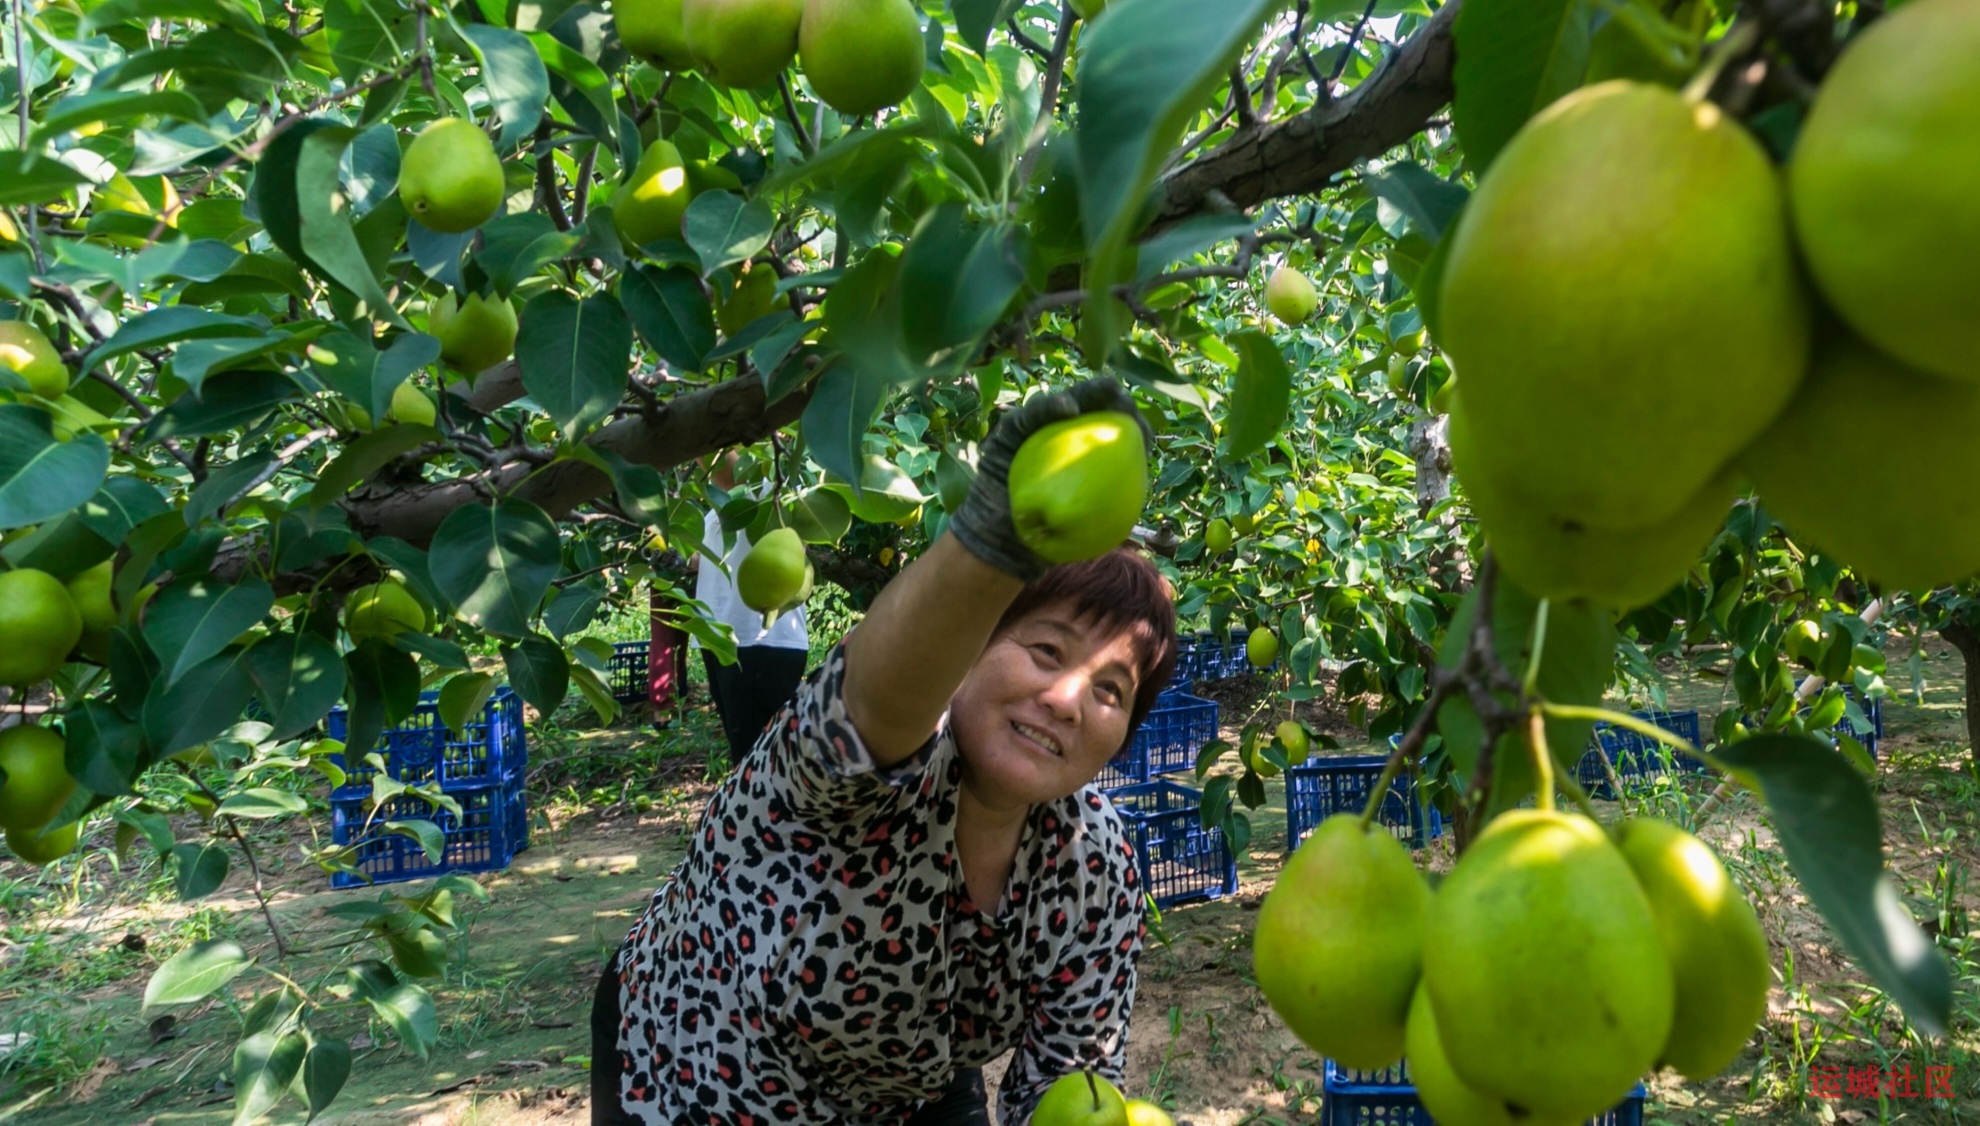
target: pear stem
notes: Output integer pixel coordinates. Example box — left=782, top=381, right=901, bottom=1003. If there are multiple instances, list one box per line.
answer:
left=1526, top=709, right=1555, bottom=813
left=1084, top=1069, right=1099, bottom=1110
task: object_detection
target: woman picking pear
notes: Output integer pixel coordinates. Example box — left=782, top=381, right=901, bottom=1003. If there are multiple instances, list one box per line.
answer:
left=590, top=379, right=1174, bottom=1124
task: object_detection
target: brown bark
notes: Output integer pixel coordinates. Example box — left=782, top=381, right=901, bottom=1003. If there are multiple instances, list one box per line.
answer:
left=1939, top=617, right=1980, bottom=768
left=1149, top=0, right=1460, bottom=228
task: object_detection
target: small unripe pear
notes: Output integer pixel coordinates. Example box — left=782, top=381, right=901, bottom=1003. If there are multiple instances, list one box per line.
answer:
left=0, top=322, right=68, bottom=399
left=1264, top=266, right=1317, bottom=324
left=1246, top=628, right=1278, bottom=669
left=430, top=291, right=520, bottom=374
left=612, top=140, right=694, bottom=252
left=682, top=0, right=802, bottom=88
left=1007, top=411, right=1148, bottom=565
left=616, top=0, right=695, bottom=68
left=736, top=528, right=808, bottom=614
left=400, top=118, right=506, bottom=233
left=799, top=0, right=925, bottom=115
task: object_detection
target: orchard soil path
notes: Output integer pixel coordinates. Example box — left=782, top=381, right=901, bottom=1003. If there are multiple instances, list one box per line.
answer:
left=4, top=644, right=1979, bottom=1124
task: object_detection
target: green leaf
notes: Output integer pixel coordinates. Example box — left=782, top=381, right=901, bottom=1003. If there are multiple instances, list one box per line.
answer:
left=1435, top=577, right=1615, bottom=812
left=366, top=979, right=438, bottom=1058
left=544, top=582, right=604, bottom=639
left=171, top=842, right=232, bottom=899
left=385, top=925, right=450, bottom=978
left=307, top=423, right=443, bottom=508
left=516, top=291, right=633, bottom=436
left=81, top=306, right=264, bottom=374
left=528, top=30, right=620, bottom=143
left=1451, top=0, right=1595, bottom=172
left=1134, top=212, right=1255, bottom=282
left=30, top=89, right=207, bottom=145
left=459, top=24, right=548, bottom=148
left=144, top=937, right=251, bottom=1008
left=0, top=405, right=111, bottom=531
left=503, top=635, right=570, bottom=714
left=437, top=671, right=498, bottom=737
left=1074, top=0, right=1277, bottom=356
left=308, top=329, right=442, bottom=427
left=954, top=0, right=1022, bottom=55
left=1718, top=734, right=1953, bottom=1036
left=142, top=370, right=303, bottom=441
left=682, top=191, right=774, bottom=276
left=801, top=360, right=892, bottom=489
left=620, top=264, right=714, bottom=374
left=144, top=578, right=275, bottom=687
left=184, top=451, right=274, bottom=527
left=1365, top=161, right=1470, bottom=241
left=1218, top=331, right=1291, bottom=459
left=144, top=649, right=256, bottom=756
left=232, top=1028, right=308, bottom=1126
left=473, top=213, right=582, bottom=296
left=570, top=662, right=622, bottom=724
left=64, top=701, right=147, bottom=797
left=786, top=486, right=853, bottom=544
left=897, top=205, right=1028, bottom=360
left=347, top=640, right=421, bottom=729
left=301, top=1037, right=352, bottom=1122
left=216, top=788, right=312, bottom=819
left=429, top=498, right=563, bottom=638
left=0, top=153, right=90, bottom=206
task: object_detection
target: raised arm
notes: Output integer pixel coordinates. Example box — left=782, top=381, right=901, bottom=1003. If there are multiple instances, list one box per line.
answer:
left=841, top=379, right=1146, bottom=766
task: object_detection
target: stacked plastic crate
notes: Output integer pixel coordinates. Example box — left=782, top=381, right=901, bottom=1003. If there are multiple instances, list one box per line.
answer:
left=1284, top=747, right=1444, bottom=853
left=1575, top=709, right=1705, bottom=800
left=1099, top=686, right=1234, bottom=908
left=324, top=688, right=530, bottom=888
left=608, top=640, right=650, bottom=705
left=1322, top=1061, right=1645, bottom=1126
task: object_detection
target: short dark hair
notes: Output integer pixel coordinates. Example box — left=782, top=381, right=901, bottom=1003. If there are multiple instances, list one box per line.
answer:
left=992, top=547, right=1179, bottom=746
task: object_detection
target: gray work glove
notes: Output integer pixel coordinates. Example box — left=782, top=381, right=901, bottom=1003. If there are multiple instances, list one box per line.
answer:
left=949, top=377, right=1151, bottom=583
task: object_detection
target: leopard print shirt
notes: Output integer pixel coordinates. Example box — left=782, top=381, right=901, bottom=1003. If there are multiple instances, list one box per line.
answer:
left=611, top=644, right=1147, bottom=1125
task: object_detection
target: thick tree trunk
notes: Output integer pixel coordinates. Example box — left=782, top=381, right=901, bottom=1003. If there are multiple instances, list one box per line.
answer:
left=1938, top=618, right=1980, bottom=769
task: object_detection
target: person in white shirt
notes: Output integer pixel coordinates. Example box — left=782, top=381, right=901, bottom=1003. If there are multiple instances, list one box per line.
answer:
left=692, top=451, right=811, bottom=758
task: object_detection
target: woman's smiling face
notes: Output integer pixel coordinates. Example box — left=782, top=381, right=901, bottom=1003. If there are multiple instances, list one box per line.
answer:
left=947, top=602, right=1144, bottom=808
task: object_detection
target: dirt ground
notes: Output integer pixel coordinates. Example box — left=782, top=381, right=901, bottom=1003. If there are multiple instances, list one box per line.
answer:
left=4, top=641, right=1979, bottom=1124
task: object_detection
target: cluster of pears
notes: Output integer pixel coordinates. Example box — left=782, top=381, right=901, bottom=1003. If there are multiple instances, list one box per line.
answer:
left=399, top=116, right=506, bottom=234
left=1032, top=1070, right=1172, bottom=1126
left=1438, top=0, right=1980, bottom=608
left=0, top=563, right=116, bottom=867
left=1255, top=810, right=1769, bottom=1124
left=615, top=0, right=925, bottom=115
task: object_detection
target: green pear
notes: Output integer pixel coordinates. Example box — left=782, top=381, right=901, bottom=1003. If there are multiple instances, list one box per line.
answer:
left=1425, top=810, right=1672, bottom=1122
left=1789, top=0, right=1980, bottom=382
left=1275, top=719, right=1309, bottom=764
left=1438, top=80, right=1809, bottom=531
left=64, top=561, right=115, bottom=663
left=1782, top=619, right=1823, bottom=665
left=611, top=140, right=694, bottom=252
left=1007, top=411, right=1148, bottom=564
left=715, top=261, right=781, bottom=336
left=0, top=725, right=76, bottom=834
left=615, top=0, right=696, bottom=68
left=400, top=117, right=506, bottom=233
left=799, top=0, right=924, bottom=117
left=1122, top=1100, right=1171, bottom=1126
left=1203, top=517, right=1232, bottom=555
left=1405, top=983, right=1518, bottom=1126
left=1614, top=818, right=1771, bottom=1080
left=344, top=579, right=429, bottom=640
left=736, top=528, right=808, bottom=614
left=682, top=0, right=802, bottom=88
left=0, top=569, right=82, bottom=689
left=0, top=321, right=68, bottom=398
left=1740, top=330, right=1980, bottom=591
left=430, top=290, right=519, bottom=374
left=1245, top=627, right=1277, bottom=670
left=6, top=818, right=79, bottom=866
left=1264, top=265, right=1317, bottom=325
left=388, top=381, right=436, bottom=427
left=1449, top=399, right=1733, bottom=609
left=1067, top=0, right=1107, bottom=18
left=1254, top=814, right=1430, bottom=1069
left=1032, top=1071, right=1127, bottom=1126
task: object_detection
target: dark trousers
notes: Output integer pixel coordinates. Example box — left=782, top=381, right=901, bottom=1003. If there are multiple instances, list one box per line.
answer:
left=590, top=949, right=989, bottom=1125
left=701, top=646, right=808, bottom=759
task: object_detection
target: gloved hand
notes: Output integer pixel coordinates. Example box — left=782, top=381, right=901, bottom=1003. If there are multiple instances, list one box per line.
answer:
left=949, top=377, right=1152, bottom=583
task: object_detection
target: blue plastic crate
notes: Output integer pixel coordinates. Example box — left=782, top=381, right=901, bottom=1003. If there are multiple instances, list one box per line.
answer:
left=1576, top=709, right=1705, bottom=800
left=1324, top=1062, right=1645, bottom=1126
left=327, top=687, right=526, bottom=797
left=1745, top=682, right=1886, bottom=759
left=1105, top=780, right=1237, bottom=909
left=328, top=774, right=529, bottom=888
left=1094, top=691, right=1221, bottom=789
left=609, top=640, right=650, bottom=704
left=1286, top=753, right=1443, bottom=853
